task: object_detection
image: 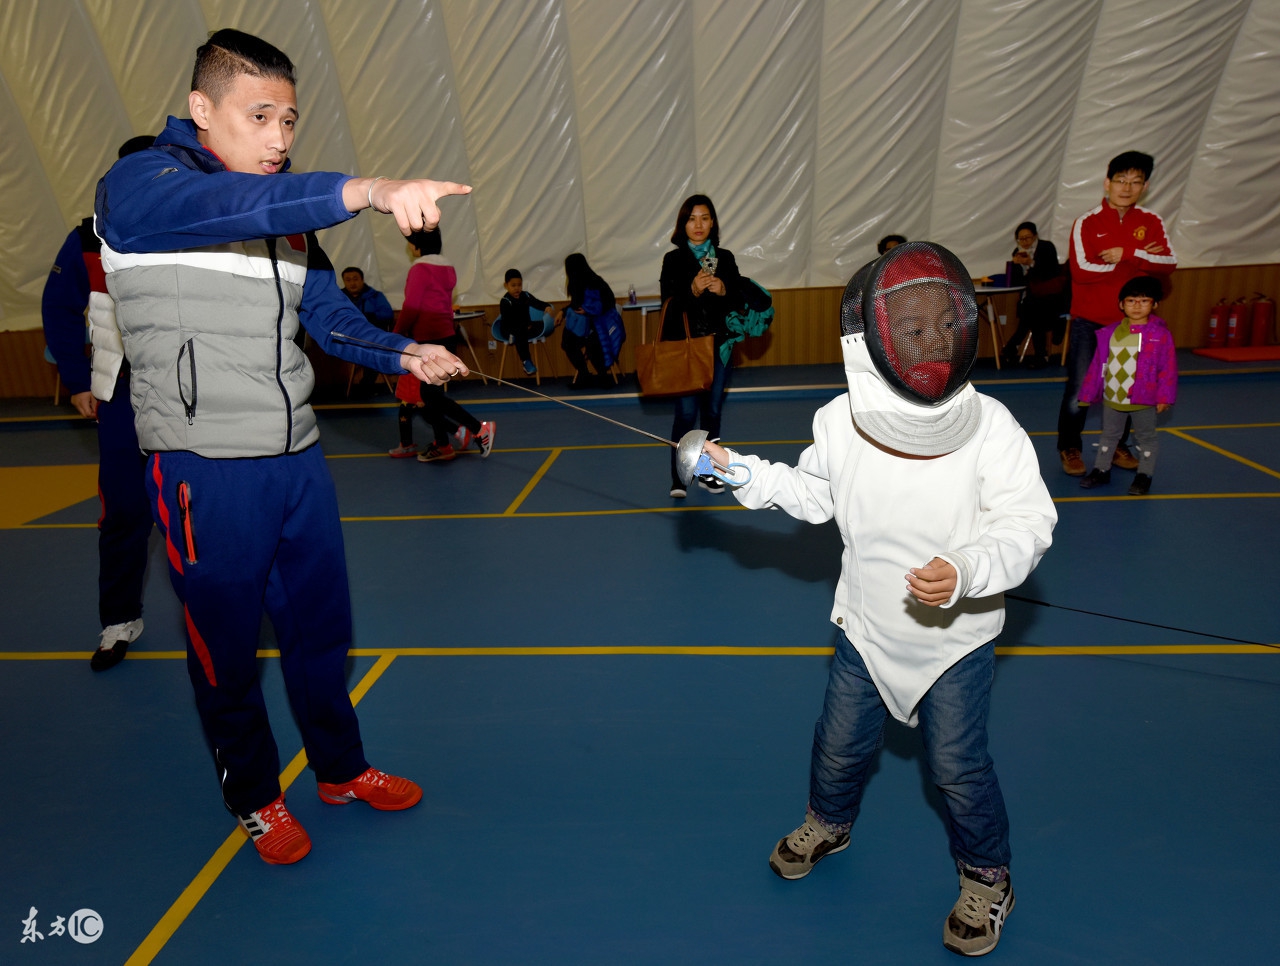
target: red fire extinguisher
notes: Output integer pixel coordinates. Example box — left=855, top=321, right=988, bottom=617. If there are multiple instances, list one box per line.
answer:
left=1249, top=293, right=1274, bottom=346
left=1226, top=298, right=1249, bottom=348
left=1206, top=299, right=1230, bottom=347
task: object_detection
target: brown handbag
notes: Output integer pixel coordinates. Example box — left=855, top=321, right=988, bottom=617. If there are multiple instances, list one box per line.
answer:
left=634, top=299, right=715, bottom=396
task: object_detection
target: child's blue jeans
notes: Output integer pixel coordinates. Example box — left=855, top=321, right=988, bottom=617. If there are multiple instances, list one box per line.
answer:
left=808, top=632, right=1011, bottom=871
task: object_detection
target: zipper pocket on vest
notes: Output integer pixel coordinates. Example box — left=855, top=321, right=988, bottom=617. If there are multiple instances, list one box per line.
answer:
left=176, top=481, right=198, bottom=565
left=176, top=338, right=198, bottom=425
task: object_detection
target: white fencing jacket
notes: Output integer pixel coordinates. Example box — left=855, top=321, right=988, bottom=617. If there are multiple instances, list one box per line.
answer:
left=724, top=385, right=1056, bottom=726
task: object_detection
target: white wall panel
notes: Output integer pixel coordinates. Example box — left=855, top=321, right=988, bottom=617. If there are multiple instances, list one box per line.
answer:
left=930, top=0, right=1099, bottom=275
left=82, top=0, right=206, bottom=136
left=691, top=0, right=822, bottom=289
left=0, top=2, right=131, bottom=228
left=809, top=0, right=961, bottom=286
left=1172, top=0, right=1280, bottom=266
left=0, top=72, right=68, bottom=330
left=564, top=0, right=695, bottom=297
left=2, top=0, right=1279, bottom=331
left=440, top=0, right=585, bottom=301
left=319, top=0, right=481, bottom=305
left=1050, top=0, right=1251, bottom=253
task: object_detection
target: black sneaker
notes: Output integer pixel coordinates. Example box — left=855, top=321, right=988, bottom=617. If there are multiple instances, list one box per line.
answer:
left=1079, top=468, right=1110, bottom=489
left=943, top=873, right=1014, bottom=956
left=768, top=816, right=850, bottom=880
left=669, top=484, right=687, bottom=499
left=697, top=475, right=725, bottom=494
left=1128, top=473, right=1152, bottom=496
left=90, top=619, right=143, bottom=672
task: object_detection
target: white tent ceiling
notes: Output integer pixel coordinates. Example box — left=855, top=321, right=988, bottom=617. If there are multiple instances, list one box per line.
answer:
left=1, top=0, right=1278, bottom=331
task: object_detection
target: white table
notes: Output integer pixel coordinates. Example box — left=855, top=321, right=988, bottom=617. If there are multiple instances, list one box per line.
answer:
left=973, top=286, right=1024, bottom=370
left=621, top=299, right=662, bottom=343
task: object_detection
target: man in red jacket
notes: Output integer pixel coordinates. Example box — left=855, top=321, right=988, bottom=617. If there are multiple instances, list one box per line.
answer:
left=1056, top=151, right=1176, bottom=475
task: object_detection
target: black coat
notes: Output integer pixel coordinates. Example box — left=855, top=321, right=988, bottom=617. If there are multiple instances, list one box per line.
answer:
left=659, top=245, right=741, bottom=343
left=1010, top=239, right=1068, bottom=320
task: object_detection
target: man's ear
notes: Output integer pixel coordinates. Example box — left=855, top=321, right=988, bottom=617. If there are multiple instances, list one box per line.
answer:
left=189, top=89, right=212, bottom=131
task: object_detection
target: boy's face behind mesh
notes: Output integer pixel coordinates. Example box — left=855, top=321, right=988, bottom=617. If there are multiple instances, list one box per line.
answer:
left=864, top=243, right=978, bottom=404
left=884, top=282, right=963, bottom=397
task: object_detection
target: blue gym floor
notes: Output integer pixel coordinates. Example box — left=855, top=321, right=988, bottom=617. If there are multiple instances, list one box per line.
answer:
left=2, top=354, right=1278, bottom=965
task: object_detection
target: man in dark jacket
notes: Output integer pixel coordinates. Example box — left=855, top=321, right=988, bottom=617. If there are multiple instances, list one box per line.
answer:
left=43, top=135, right=157, bottom=671
left=999, top=222, right=1067, bottom=369
left=341, top=266, right=395, bottom=395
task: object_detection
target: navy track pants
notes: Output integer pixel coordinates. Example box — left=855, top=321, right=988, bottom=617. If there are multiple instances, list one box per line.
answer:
left=145, top=444, right=368, bottom=816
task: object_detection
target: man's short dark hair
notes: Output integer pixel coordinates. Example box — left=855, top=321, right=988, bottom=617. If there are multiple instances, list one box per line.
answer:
left=340, top=266, right=364, bottom=279
left=1015, top=222, right=1037, bottom=237
left=877, top=234, right=907, bottom=255
left=1107, top=151, right=1154, bottom=181
left=407, top=228, right=442, bottom=256
left=1118, top=275, right=1163, bottom=303
left=504, top=268, right=522, bottom=283
left=192, top=29, right=295, bottom=104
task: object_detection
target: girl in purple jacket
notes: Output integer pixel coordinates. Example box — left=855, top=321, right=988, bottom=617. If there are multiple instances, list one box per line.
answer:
left=1078, top=275, right=1177, bottom=495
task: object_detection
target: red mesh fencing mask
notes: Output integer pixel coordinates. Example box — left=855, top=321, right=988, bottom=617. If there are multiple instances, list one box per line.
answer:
left=862, top=242, right=978, bottom=405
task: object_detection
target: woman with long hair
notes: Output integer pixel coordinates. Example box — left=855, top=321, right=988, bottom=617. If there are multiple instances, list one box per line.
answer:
left=659, top=194, right=741, bottom=497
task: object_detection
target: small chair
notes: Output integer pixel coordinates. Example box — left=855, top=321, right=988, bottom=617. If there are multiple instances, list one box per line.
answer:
left=492, top=308, right=555, bottom=385
left=346, top=363, right=397, bottom=398
left=1016, top=315, right=1070, bottom=367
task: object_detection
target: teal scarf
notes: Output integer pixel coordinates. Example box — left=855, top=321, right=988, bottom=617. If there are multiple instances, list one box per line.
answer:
left=687, top=239, right=715, bottom=264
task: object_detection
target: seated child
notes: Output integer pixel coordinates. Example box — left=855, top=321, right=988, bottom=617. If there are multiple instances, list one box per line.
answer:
left=390, top=228, right=494, bottom=462
left=498, top=268, right=555, bottom=375
left=1077, top=275, right=1177, bottom=495
left=700, top=242, right=1056, bottom=958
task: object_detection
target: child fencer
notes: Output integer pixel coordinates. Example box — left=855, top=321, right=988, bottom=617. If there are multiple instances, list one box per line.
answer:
left=700, top=242, right=1056, bottom=957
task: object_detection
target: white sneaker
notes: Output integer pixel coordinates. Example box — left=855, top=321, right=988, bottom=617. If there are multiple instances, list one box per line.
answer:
left=91, top=619, right=143, bottom=672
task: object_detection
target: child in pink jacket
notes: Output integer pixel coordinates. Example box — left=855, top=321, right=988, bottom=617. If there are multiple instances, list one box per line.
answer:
left=1078, top=275, right=1177, bottom=495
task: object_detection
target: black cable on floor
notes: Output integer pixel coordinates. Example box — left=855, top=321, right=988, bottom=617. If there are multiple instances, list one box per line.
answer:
left=1004, top=594, right=1277, bottom=649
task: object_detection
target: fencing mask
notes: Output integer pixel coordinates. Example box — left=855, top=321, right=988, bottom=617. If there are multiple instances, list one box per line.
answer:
left=841, top=242, right=982, bottom=456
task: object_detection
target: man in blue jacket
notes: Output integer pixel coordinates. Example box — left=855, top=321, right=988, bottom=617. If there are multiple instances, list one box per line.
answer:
left=94, top=28, right=471, bottom=865
left=43, top=135, right=156, bottom=672
left=341, top=266, right=395, bottom=397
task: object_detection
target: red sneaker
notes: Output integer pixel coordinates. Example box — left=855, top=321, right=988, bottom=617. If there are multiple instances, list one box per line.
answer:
left=238, top=795, right=312, bottom=865
left=317, top=767, right=422, bottom=811
left=476, top=421, right=496, bottom=458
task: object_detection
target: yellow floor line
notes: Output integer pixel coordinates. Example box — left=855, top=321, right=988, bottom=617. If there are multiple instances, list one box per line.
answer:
left=1054, top=492, right=1280, bottom=503
left=1164, top=428, right=1280, bottom=480
left=11, top=486, right=1279, bottom=532
left=124, top=654, right=397, bottom=966
left=504, top=449, right=561, bottom=515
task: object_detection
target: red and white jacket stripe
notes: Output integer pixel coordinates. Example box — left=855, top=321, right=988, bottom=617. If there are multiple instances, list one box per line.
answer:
left=1068, top=202, right=1176, bottom=324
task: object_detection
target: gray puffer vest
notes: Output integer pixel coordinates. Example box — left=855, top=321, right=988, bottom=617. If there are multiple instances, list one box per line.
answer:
left=101, top=233, right=319, bottom=458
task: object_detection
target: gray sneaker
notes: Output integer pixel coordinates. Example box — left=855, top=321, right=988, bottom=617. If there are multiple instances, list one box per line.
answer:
left=768, top=815, right=850, bottom=880
left=943, top=873, right=1014, bottom=956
